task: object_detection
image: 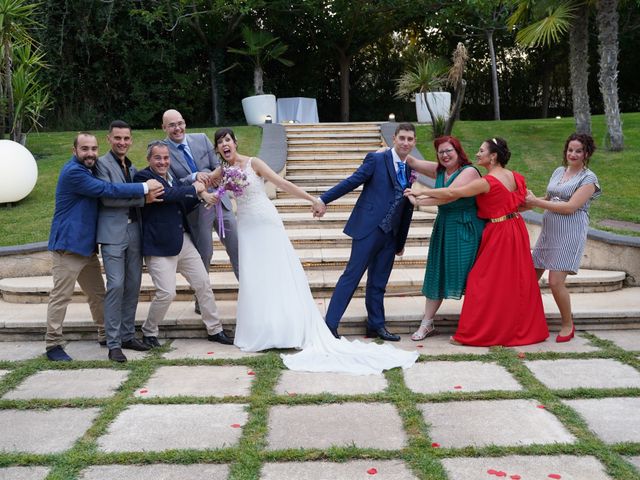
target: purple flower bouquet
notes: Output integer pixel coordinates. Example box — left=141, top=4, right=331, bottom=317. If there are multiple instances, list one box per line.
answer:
left=213, top=166, right=249, bottom=238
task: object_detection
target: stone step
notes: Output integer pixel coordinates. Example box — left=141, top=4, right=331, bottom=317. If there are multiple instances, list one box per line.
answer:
left=287, top=153, right=367, bottom=163
left=285, top=164, right=362, bottom=176
left=273, top=210, right=436, bottom=229
left=2, top=287, right=638, bottom=340
left=284, top=123, right=380, bottom=131
left=286, top=139, right=381, bottom=148
left=276, top=185, right=362, bottom=198
left=0, top=268, right=627, bottom=305
left=285, top=174, right=360, bottom=186
left=286, top=132, right=381, bottom=140
left=288, top=145, right=380, bottom=154
left=272, top=197, right=359, bottom=212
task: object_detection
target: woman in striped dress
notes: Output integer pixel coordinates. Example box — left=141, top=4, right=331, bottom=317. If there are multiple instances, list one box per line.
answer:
left=525, top=133, right=601, bottom=342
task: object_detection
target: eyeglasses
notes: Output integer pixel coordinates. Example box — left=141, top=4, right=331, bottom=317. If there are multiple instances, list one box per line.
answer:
left=166, top=121, right=185, bottom=129
left=437, top=148, right=455, bottom=156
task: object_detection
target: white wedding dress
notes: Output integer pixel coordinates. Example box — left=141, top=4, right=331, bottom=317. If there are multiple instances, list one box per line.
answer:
left=232, top=159, right=418, bottom=375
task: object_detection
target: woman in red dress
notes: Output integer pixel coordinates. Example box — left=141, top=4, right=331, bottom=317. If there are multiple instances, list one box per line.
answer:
left=409, top=137, right=548, bottom=346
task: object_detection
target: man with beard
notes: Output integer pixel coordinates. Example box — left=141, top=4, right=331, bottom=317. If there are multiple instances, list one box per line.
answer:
left=45, top=132, right=163, bottom=361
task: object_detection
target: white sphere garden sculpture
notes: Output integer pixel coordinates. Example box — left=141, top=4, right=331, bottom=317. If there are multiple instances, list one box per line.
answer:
left=0, top=139, right=38, bottom=204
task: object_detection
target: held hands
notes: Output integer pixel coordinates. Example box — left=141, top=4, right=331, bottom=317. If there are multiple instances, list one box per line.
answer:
left=311, top=198, right=327, bottom=218
left=145, top=179, right=164, bottom=203
left=524, top=189, right=538, bottom=208
left=199, top=190, right=220, bottom=208
left=195, top=172, right=212, bottom=187
left=193, top=181, right=206, bottom=194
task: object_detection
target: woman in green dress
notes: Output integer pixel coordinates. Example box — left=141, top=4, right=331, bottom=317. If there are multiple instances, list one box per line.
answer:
left=404, top=136, right=485, bottom=340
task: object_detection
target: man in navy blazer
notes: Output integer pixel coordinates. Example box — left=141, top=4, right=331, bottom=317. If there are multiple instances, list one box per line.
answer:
left=315, top=123, right=416, bottom=341
left=46, top=132, right=163, bottom=361
left=134, top=141, right=233, bottom=346
left=162, top=109, right=239, bottom=294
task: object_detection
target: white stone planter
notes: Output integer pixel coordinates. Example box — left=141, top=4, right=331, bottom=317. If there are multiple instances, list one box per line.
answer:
left=415, top=92, right=451, bottom=124
left=241, top=94, right=277, bottom=125
left=0, top=140, right=38, bottom=204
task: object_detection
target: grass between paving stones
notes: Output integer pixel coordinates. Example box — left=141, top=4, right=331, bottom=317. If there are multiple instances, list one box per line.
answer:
left=0, top=337, right=640, bottom=479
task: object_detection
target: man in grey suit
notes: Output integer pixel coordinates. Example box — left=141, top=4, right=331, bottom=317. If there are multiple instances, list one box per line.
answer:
left=95, top=120, right=153, bottom=362
left=162, top=109, right=239, bottom=313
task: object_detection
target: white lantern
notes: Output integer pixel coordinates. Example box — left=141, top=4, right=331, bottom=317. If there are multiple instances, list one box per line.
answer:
left=0, top=140, right=38, bottom=203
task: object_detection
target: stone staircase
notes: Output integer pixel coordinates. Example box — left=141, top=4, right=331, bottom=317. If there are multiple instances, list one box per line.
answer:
left=0, top=123, right=637, bottom=340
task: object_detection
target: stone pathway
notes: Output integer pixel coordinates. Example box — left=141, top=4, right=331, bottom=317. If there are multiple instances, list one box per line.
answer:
left=0, top=331, right=639, bottom=479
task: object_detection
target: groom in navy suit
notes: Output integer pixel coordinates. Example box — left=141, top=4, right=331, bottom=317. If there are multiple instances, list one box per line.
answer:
left=316, top=123, right=416, bottom=341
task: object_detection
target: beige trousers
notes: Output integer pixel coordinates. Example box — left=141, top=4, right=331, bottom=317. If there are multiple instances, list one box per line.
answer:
left=45, top=251, right=106, bottom=350
left=144, top=234, right=222, bottom=337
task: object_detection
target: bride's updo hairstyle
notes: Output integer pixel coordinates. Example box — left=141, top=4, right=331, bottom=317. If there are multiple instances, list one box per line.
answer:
left=485, top=137, right=511, bottom=166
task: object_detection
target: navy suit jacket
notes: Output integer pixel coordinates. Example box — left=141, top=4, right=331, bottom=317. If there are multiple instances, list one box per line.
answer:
left=134, top=167, right=200, bottom=257
left=48, top=157, right=145, bottom=257
left=320, top=149, right=414, bottom=252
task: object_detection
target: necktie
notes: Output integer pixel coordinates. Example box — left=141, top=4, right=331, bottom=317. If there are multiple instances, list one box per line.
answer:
left=396, top=161, right=408, bottom=189
left=178, top=144, right=198, bottom=173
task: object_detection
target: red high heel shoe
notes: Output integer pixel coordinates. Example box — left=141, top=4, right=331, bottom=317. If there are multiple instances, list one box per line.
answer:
left=555, top=325, right=575, bottom=343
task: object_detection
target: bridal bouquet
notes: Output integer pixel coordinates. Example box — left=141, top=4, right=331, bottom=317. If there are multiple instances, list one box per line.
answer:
left=212, top=166, right=249, bottom=238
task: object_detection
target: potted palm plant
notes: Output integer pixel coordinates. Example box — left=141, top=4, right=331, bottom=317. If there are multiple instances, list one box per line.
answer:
left=226, top=26, right=294, bottom=125
left=395, top=57, right=450, bottom=137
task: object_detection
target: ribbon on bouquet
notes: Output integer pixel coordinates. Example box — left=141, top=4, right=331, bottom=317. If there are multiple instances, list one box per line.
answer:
left=215, top=195, right=225, bottom=239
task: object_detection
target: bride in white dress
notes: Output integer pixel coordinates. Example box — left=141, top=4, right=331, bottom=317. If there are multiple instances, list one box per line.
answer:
left=213, top=128, right=418, bottom=375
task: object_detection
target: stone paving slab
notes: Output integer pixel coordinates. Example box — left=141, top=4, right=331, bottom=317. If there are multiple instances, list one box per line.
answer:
left=441, top=454, right=612, bottom=480
left=0, top=466, right=50, bottom=480
left=511, top=334, right=601, bottom=353
left=526, top=358, right=640, bottom=390
left=350, top=334, right=491, bottom=356
left=0, top=369, right=9, bottom=381
left=0, top=341, right=42, bottom=361
left=134, top=365, right=254, bottom=398
left=0, top=408, right=99, bottom=454
left=163, top=339, right=263, bottom=360
left=275, top=370, right=387, bottom=396
left=266, top=403, right=406, bottom=450
left=404, top=361, right=522, bottom=394
left=78, top=464, right=229, bottom=479
left=3, top=368, right=128, bottom=400
left=564, top=397, right=640, bottom=444
left=419, top=399, right=575, bottom=448
left=64, top=341, right=149, bottom=361
left=590, top=330, right=640, bottom=351
left=261, top=460, right=417, bottom=479
left=97, top=404, right=248, bottom=452
left=628, top=456, right=640, bottom=471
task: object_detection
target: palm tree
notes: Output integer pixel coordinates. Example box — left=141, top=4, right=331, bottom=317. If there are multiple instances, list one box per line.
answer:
left=226, top=26, right=294, bottom=96
left=395, top=57, right=449, bottom=138
left=509, top=0, right=624, bottom=150
left=0, top=0, right=39, bottom=139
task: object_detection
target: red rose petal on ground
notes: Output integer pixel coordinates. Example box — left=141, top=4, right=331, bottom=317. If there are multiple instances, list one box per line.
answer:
left=247, top=371, right=255, bottom=376
left=453, top=385, right=462, bottom=389
left=230, top=423, right=241, bottom=428
left=206, top=351, right=214, bottom=355
left=139, top=389, right=148, bottom=394
left=537, top=404, right=546, bottom=409
left=416, top=345, right=424, bottom=348
left=431, top=442, right=440, bottom=448
left=496, top=472, right=507, bottom=478
left=548, top=475, right=562, bottom=479
left=517, top=352, right=526, bottom=359
left=487, top=469, right=498, bottom=475
left=366, top=468, right=378, bottom=475
left=510, top=475, right=521, bottom=479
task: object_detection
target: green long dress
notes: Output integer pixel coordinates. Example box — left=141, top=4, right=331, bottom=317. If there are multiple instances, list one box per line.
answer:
left=422, top=166, right=485, bottom=300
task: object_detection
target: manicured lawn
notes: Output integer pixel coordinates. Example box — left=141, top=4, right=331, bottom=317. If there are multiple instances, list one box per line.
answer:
left=0, top=113, right=638, bottom=247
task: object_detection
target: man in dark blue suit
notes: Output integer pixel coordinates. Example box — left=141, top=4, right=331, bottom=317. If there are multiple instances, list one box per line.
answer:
left=134, top=141, right=233, bottom=346
left=315, top=123, right=416, bottom=341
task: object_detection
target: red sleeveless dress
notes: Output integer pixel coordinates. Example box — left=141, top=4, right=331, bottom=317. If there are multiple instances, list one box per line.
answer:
left=452, top=173, right=549, bottom=346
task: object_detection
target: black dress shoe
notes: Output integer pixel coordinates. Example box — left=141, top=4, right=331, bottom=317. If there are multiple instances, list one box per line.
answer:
left=328, top=327, right=340, bottom=339
left=108, top=348, right=127, bottom=362
left=208, top=330, right=233, bottom=345
left=143, top=335, right=162, bottom=348
left=366, top=327, right=401, bottom=342
left=122, top=338, right=151, bottom=351
left=98, top=340, right=107, bottom=347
